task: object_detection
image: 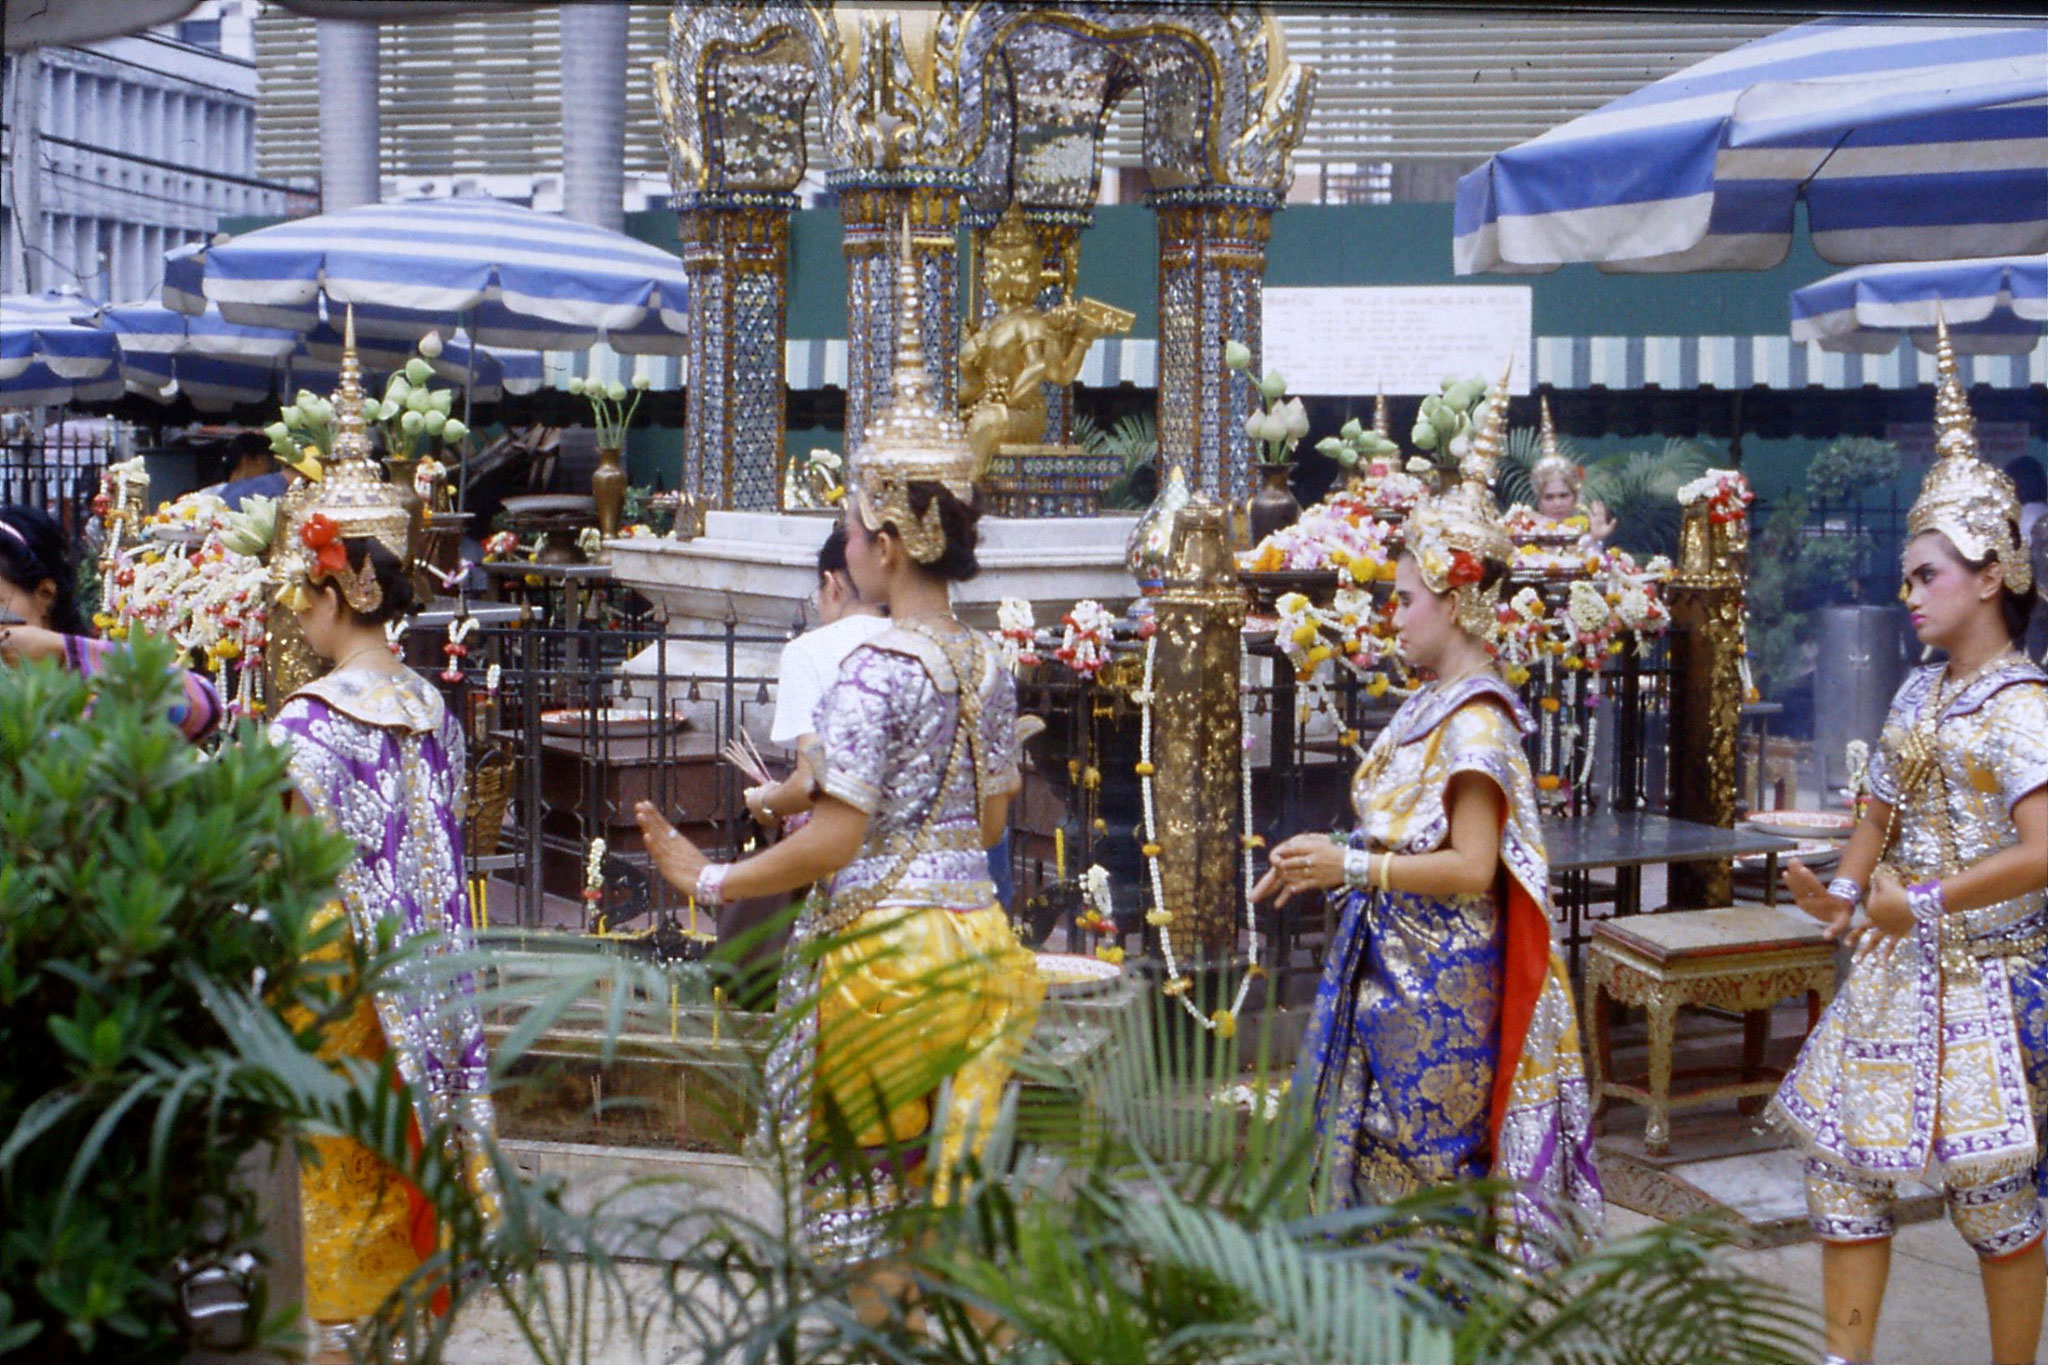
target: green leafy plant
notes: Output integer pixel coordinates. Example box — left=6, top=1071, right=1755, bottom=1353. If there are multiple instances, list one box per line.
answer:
left=0, top=637, right=355, bottom=1363
left=1074, top=410, right=1161, bottom=510
left=1582, top=437, right=1715, bottom=560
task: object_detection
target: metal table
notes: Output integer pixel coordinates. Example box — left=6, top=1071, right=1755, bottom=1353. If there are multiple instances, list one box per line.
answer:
left=1541, top=811, right=1799, bottom=974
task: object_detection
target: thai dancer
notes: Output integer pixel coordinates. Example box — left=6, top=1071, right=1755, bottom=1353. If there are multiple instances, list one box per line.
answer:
left=1258, top=372, right=1603, bottom=1261
left=633, top=240, right=1042, bottom=1310
left=1773, top=322, right=2047, bottom=1365
left=267, top=330, right=498, bottom=1359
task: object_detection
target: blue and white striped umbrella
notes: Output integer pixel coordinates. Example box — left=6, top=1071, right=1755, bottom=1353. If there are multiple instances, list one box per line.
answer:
left=163, top=197, right=689, bottom=354
left=1455, top=19, right=2048, bottom=276
left=1790, top=255, right=2048, bottom=355
left=88, top=301, right=543, bottom=411
left=1, top=293, right=122, bottom=406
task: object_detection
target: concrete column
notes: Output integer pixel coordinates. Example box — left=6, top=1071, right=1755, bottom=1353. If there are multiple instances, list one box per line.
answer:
left=559, top=3, right=628, bottom=232
left=315, top=17, right=380, bottom=211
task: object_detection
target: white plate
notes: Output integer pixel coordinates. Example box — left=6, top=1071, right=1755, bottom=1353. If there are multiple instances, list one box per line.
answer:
left=540, top=705, right=690, bottom=737
left=1736, top=838, right=1840, bottom=872
left=1745, top=810, right=1856, bottom=839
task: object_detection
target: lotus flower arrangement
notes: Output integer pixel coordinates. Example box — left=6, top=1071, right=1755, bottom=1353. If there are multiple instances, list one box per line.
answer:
left=569, top=372, right=652, bottom=449
left=1224, top=340, right=1309, bottom=467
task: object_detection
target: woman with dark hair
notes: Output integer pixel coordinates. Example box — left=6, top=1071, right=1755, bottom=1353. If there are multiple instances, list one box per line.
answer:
left=0, top=502, right=221, bottom=740
left=265, top=354, right=499, bottom=1361
left=1774, top=328, right=2047, bottom=1365
left=1256, top=376, right=1602, bottom=1265
left=634, top=261, right=1042, bottom=1304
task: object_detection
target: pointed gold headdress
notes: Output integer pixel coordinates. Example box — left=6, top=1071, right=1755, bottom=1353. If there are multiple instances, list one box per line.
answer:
left=1403, top=361, right=1516, bottom=643
left=1905, top=315, right=2030, bottom=595
left=1530, top=396, right=1580, bottom=494
left=849, top=216, right=978, bottom=564
left=275, top=307, right=412, bottom=613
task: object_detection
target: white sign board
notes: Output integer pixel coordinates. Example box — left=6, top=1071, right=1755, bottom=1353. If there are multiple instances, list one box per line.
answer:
left=1261, top=286, right=1533, bottom=397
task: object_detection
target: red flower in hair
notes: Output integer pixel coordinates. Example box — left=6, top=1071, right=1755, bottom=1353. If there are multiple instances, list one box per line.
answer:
left=299, top=513, right=349, bottom=574
left=1446, top=550, right=1485, bottom=588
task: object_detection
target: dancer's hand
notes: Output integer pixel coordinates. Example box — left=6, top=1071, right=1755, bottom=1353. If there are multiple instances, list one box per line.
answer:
left=0, top=624, right=63, bottom=666
left=1257, top=833, right=1346, bottom=906
left=634, top=800, right=710, bottom=897
left=1864, top=867, right=1914, bottom=938
left=1784, top=858, right=1854, bottom=940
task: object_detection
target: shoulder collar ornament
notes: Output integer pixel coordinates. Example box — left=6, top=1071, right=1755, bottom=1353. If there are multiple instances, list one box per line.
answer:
left=292, top=664, right=446, bottom=735
left=1391, top=672, right=1533, bottom=746
left=1905, top=315, right=2030, bottom=595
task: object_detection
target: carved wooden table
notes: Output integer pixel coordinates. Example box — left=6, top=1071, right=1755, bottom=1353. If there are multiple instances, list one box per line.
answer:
left=1585, top=905, right=1836, bottom=1156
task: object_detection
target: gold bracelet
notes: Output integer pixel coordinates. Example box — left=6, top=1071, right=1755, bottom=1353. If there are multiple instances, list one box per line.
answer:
left=1376, top=852, right=1393, bottom=893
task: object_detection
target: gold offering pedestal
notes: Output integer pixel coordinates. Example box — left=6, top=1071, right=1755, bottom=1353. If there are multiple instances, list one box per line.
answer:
left=1585, top=906, right=1835, bottom=1158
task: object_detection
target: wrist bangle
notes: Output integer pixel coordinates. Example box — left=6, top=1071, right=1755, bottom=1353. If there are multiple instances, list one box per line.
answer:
left=1907, top=879, right=1944, bottom=924
left=696, top=861, right=732, bottom=905
left=1376, top=852, right=1394, bottom=893
left=1341, top=847, right=1373, bottom=889
left=1826, top=877, right=1864, bottom=909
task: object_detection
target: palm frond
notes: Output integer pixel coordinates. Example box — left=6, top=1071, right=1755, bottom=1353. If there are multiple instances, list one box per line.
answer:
left=1582, top=437, right=1715, bottom=559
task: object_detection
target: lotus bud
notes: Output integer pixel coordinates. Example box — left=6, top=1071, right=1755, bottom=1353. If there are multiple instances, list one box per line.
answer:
left=632, top=373, right=651, bottom=390
left=417, top=329, right=444, bottom=359
left=1223, top=339, right=1253, bottom=371
left=423, top=409, right=448, bottom=436
left=264, top=420, right=291, bottom=445
left=405, top=386, right=432, bottom=413
left=1339, top=417, right=1364, bottom=442
left=567, top=375, right=587, bottom=396
left=378, top=400, right=400, bottom=422
left=1412, top=421, right=1439, bottom=451
left=1429, top=404, right=1459, bottom=440
left=442, top=419, right=468, bottom=443
left=404, top=357, right=433, bottom=386
left=1337, top=447, right=1359, bottom=468
left=294, top=389, right=318, bottom=410
left=312, top=398, right=334, bottom=424
left=1279, top=396, right=1310, bottom=442
left=1449, top=433, right=1471, bottom=459
left=386, top=372, right=411, bottom=401
left=1315, top=435, right=1347, bottom=460
left=429, top=388, right=453, bottom=416
left=605, top=380, right=627, bottom=402
left=401, top=410, right=426, bottom=435
left=1257, top=370, right=1288, bottom=403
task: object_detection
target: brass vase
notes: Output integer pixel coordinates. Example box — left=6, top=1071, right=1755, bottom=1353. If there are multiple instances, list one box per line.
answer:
left=1245, top=462, right=1301, bottom=549
left=591, top=445, right=627, bottom=540
left=1126, top=462, right=1191, bottom=595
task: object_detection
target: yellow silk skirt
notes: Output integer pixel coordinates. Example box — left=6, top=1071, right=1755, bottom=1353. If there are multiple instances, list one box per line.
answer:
left=811, top=901, right=1046, bottom=1185
left=283, top=903, right=427, bottom=1329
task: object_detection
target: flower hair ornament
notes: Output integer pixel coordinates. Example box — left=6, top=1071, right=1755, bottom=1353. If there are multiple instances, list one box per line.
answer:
left=846, top=214, right=978, bottom=565
left=297, top=513, right=384, bottom=613
left=1401, top=359, right=1516, bottom=648
left=1904, top=313, right=2031, bottom=596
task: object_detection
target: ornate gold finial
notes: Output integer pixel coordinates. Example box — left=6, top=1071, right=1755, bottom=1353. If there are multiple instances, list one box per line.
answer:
left=849, top=210, right=978, bottom=563
left=1905, top=310, right=2030, bottom=594
left=1372, top=385, right=1390, bottom=440
left=1531, top=394, right=1579, bottom=493
left=1402, top=357, right=1515, bottom=644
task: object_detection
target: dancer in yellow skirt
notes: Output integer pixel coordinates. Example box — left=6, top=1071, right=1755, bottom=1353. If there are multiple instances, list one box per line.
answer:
left=636, top=237, right=1042, bottom=1292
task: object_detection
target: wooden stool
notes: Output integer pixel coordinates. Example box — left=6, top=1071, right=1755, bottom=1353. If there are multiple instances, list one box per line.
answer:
left=1585, top=906, right=1835, bottom=1156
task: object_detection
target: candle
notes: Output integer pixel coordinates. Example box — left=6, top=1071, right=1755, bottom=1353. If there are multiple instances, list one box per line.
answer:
left=669, top=979, right=679, bottom=1040
left=1055, top=826, right=1066, bottom=881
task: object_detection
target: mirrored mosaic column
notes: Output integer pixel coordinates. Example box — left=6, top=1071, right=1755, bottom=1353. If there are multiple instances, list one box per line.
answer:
left=832, top=170, right=969, bottom=449
left=674, top=190, right=795, bottom=511
left=1150, top=186, right=1279, bottom=514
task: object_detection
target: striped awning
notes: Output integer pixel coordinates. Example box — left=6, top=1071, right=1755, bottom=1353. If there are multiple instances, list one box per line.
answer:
left=1455, top=19, right=2048, bottom=275
left=554, top=333, right=2045, bottom=396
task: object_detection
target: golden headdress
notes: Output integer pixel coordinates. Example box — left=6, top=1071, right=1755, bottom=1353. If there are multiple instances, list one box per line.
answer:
left=275, top=307, right=412, bottom=614
left=1530, top=396, right=1580, bottom=494
left=1403, top=361, right=1516, bottom=642
left=1905, top=315, right=2030, bottom=595
left=849, top=218, right=978, bottom=564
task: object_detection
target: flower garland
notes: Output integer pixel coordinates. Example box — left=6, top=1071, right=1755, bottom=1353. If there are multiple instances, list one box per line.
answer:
left=992, top=596, right=1040, bottom=671
left=1677, top=467, right=1754, bottom=524
left=1133, top=630, right=1262, bottom=1036
left=1054, top=599, right=1116, bottom=677
left=1074, top=862, right=1117, bottom=940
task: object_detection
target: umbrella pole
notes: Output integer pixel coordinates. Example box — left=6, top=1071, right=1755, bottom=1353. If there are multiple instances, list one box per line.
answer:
left=459, top=308, right=474, bottom=516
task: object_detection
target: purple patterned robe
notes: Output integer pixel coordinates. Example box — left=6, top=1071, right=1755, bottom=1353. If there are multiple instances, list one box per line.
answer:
left=269, top=665, right=496, bottom=1161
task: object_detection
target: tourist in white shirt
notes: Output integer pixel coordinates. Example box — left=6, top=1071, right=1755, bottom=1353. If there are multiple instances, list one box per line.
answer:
left=745, top=524, right=890, bottom=827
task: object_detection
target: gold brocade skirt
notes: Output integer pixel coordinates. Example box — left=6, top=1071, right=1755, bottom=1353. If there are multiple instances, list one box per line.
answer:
left=811, top=901, right=1046, bottom=1177
left=284, top=904, right=426, bottom=1330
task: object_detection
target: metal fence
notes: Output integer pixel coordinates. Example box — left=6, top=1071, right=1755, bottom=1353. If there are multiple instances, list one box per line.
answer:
left=0, top=426, right=114, bottom=539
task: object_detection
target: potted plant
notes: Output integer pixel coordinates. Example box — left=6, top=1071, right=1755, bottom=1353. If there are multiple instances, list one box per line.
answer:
left=1224, top=340, right=1311, bottom=546
left=568, top=372, right=652, bottom=540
